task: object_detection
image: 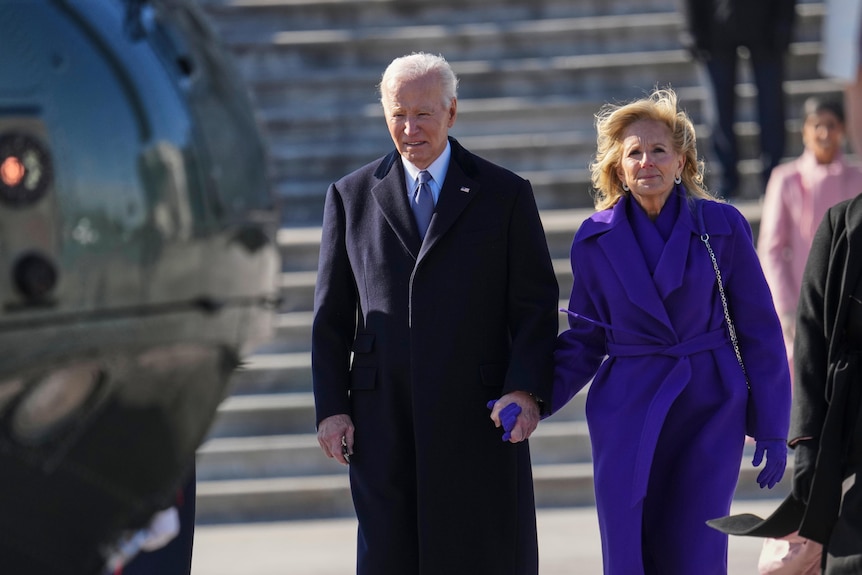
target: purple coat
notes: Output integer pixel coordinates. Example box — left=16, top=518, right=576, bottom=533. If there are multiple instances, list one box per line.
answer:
left=553, top=193, right=790, bottom=574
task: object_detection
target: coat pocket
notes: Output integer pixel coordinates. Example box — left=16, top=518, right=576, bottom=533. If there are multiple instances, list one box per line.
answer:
left=349, top=333, right=376, bottom=390
left=352, top=333, right=375, bottom=354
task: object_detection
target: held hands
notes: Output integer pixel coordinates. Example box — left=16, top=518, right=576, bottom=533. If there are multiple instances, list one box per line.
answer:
left=487, top=391, right=540, bottom=443
left=752, top=438, right=788, bottom=489
left=487, top=400, right=521, bottom=441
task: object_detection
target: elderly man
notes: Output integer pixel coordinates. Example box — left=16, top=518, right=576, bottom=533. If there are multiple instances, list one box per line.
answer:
left=311, top=52, right=559, bottom=575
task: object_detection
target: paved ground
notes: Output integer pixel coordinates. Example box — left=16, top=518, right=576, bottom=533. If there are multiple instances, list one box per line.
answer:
left=190, top=499, right=783, bottom=574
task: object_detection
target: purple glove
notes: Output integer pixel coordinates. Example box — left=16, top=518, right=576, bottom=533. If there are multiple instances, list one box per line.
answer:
left=486, top=400, right=522, bottom=441
left=753, top=439, right=787, bottom=489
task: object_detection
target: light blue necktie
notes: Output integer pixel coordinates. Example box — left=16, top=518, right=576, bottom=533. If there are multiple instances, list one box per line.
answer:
left=412, top=170, right=434, bottom=240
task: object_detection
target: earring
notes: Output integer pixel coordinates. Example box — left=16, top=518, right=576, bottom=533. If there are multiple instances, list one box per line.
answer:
left=674, top=175, right=682, bottom=184
left=622, top=183, right=630, bottom=192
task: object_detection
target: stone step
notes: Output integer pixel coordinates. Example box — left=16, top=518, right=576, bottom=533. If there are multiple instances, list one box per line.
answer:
left=230, top=351, right=312, bottom=394
left=209, top=388, right=590, bottom=439
left=254, top=311, right=313, bottom=353
left=273, top=207, right=608, bottom=276
left=272, top=162, right=814, bottom=226
left=198, top=0, right=830, bottom=226
left=247, top=44, right=824, bottom=116
left=193, top=463, right=598, bottom=523
left=277, top=270, right=316, bottom=312
left=268, top=120, right=812, bottom=195
left=277, top=43, right=821, bottom=108
left=269, top=199, right=765, bottom=316
left=272, top=119, right=831, bottom=224
left=194, top=457, right=792, bottom=523
left=209, top=392, right=318, bottom=438
left=198, top=419, right=593, bottom=482
left=268, top=200, right=760, bottom=320
left=254, top=308, right=580, bottom=354
left=200, top=0, right=684, bottom=37
left=225, top=13, right=687, bottom=78
left=256, top=69, right=836, bottom=149
left=202, top=1, right=823, bottom=69
left=275, top=194, right=763, bottom=277
left=220, top=11, right=824, bottom=102
left=276, top=226, right=321, bottom=272
left=275, top=263, right=574, bottom=315
left=195, top=473, right=354, bottom=523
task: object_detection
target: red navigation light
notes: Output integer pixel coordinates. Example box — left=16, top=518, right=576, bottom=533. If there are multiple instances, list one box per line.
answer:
left=0, top=156, right=25, bottom=187
left=0, top=132, right=52, bottom=207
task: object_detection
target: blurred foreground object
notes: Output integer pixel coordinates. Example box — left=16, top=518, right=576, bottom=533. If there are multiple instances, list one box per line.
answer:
left=0, top=0, right=280, bottom=572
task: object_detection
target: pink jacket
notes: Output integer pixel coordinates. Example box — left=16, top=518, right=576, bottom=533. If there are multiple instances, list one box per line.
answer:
left=758, top=150, right=862, bottom=319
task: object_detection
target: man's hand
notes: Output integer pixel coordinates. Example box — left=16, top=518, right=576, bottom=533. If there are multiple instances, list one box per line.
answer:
left=317, top=413, right=354, bottom=465
left=486, top=400, right=521, bottom=441
left=488, top=391, right=540, bottom=443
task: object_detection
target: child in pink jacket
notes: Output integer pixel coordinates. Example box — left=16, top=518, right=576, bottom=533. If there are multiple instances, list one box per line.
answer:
left=758, top=97, right=862, bottom=373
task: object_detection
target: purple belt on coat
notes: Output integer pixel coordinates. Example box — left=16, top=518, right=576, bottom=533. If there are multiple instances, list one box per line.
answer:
left=606, top=328, right=728, bottom=359
left=562, top=309, right=732, bottom=505
left=607, top=327, right=730, bottom=506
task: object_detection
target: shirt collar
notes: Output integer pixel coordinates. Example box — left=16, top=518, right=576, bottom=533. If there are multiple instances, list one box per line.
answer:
left=402, top=141, right=451, bottom=187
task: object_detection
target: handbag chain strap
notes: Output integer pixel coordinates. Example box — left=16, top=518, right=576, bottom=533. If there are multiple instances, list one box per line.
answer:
left=700, top=231, right=751, bottom=390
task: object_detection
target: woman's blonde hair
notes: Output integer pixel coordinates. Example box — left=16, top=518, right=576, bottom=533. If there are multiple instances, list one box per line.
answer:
left=589, top=87, right=711, bottom=211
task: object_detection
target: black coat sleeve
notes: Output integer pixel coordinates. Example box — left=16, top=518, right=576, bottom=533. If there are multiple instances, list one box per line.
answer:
left=791, top=208, right=836, bottom=442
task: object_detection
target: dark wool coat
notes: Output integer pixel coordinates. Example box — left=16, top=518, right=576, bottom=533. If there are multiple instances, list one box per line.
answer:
left=792, top=194, right=862, bottom=564
left=312, top=137, right=559, bottom=575
left=553, top=193, right=790, bottom=574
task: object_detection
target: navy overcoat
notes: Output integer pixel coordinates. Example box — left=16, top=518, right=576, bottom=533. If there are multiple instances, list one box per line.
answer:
left=312, top=137, right=559, bottom=575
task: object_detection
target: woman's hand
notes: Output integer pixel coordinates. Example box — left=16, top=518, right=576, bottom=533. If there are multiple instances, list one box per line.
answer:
left=753, top=438, right=788, bottom=489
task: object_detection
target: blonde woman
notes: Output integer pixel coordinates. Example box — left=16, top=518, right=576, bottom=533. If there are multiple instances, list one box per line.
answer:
left=552, top=88, right=791, bottom=574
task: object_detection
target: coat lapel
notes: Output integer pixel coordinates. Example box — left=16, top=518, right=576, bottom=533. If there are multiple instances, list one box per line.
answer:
left=418, top=138, right=479, bottom=263
left=370, top=151, right=423, bottom=258
left=653, top=195, right=699, bottom=300
left=596, top=198, right=675, bottom=338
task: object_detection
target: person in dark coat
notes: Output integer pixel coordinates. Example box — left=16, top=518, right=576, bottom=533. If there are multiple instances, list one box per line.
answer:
left=706, top=195, right=862, bottom=572
left=552, top=88, right=790, bottom=574
left=311, top=52, right=559, bottom=575
left=790, top=194, right=862, bottom=572
left=678, top=0, right=797, bottom=199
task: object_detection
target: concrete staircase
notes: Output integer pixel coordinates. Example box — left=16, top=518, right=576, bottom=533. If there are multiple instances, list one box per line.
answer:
left=192, top=0, right=832, bottom=523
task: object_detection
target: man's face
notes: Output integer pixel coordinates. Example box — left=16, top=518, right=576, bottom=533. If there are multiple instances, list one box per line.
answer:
left=382, top=73, right=457, bottom=169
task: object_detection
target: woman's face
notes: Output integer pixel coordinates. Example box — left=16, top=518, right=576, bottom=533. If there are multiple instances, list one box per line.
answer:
left=802, top=110, right=845, bottom=165
left=615, top=119, right=684, bottom=203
